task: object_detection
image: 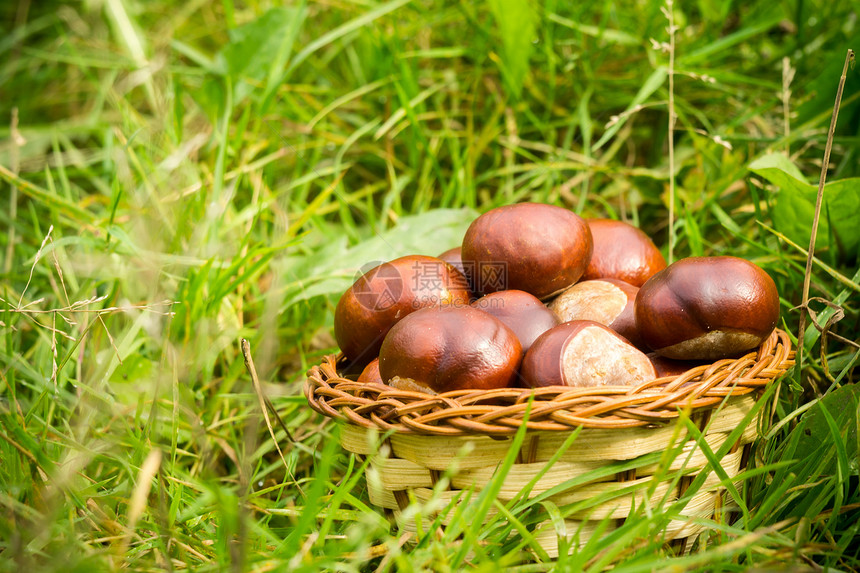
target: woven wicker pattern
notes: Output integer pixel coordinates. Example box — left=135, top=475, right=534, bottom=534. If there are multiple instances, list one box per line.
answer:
left=340, top=395, right=756, bottom=557
left=305, top=329, right=794, bottom=556
left=305, top=329, right=794, bottom=436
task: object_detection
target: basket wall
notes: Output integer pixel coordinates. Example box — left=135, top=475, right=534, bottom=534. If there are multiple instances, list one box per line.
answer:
left=340, top=395, right=758, bottom=557
left=306, top=329, right=794, bottom=557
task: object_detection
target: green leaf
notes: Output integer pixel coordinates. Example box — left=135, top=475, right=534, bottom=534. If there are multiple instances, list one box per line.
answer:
left=282, top=0, right=412, bottom=83
left=824, top=178, right=860, bottom=259
left=546, top=12, right=639, bottom=46
left=593, top=67, right=667, bottom=151
left=793, top=384, right=860, bottom=478
left=679, top=15, right=782, bottom=64
left=748, top=152, right=808, bottom=183
left=279, top=208, right=478, bottom=308
left=749, top=153, right=860, bottom=260
left=218, top=7, right=307, bottom=103
left=194, top=76, right=227, bottom=127
left=709, top=203, right=742, bottom=234
left=795, top=53, right=860, bottom=127
left=488, top=0, right=538, bottom=98
left=110, top=354, right=154, bottom=385
left=683, top=205, right=704, bottom=256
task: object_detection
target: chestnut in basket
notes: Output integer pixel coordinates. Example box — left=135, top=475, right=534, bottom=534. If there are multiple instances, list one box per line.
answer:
left=548, top=278, right=643, bottom=348
left=357, top=358, right=383, bottom=385
left=461, top=203, right=592, bottom=299
left=583, top=219, right=666, bottom=287
left=437, top=247, right=469, bottom=283
left=635, top=256, right=780, bottom=360
left=647, top=353, right=705, bottom=378
left=378, top=306, right=522, bottom=394
left=521, top=320, right=656, bottom=388
left=471, top=290, right=560, bottom=354
left=334, top=255, right=471, bottom=364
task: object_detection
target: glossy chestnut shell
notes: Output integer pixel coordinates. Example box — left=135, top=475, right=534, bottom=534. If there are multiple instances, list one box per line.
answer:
left=357, top=358, right=383, bottom=385
left=635, top=256, right=780, bottom=360
left=471, top=290, right=560, bottom=354
left=378, top=306, right=522, bottom=393
left=334, top=255, right=471, bottom=364
left=461, top=203, right=592, bottom=299
left=437, top=247, right=468, bottom=282
left=582, top=219, right=667, bottom=287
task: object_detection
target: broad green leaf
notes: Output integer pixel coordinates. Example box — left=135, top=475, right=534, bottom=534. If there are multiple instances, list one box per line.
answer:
left=793, top=384, right=860, bottom=478
left=795, top=53, right=860, bottom=127
left=279, top=208, right=478, bottom=308
left=824, top=179, right=860, bottom=259
left=110, top=353, right=154, bottom=385
left=488, top=0, right=538, bottom=98
left=281, top=0, right=412, bottom=82
left=749, top=153, right=860, bottom=259
left=771, top=179, right=824, bottom=251
left=218, top=7, right=306, bottom=103
left=748, top=152, right=808, bottom=183
left=184, top=6, right=307, bottom=118
left=194, top=75, right=227, bottom=126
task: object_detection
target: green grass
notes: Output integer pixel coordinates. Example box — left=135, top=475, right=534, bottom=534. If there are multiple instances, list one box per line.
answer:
left=1, top=0, right=859, bottom=570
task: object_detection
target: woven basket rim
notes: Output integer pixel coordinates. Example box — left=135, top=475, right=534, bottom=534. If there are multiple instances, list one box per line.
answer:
left=305, top=329, right=794, bottom=436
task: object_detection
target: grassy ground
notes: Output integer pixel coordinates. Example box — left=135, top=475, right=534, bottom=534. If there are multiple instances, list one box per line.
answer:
left=1, top=0, right=859, bottom=570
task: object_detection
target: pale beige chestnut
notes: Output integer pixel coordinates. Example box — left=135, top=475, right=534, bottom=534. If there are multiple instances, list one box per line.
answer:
left=548, top=278, right=643, bottom=348
left=521, top=321, right=656, bottom=388
left=635, top=256, right=780, bottom=360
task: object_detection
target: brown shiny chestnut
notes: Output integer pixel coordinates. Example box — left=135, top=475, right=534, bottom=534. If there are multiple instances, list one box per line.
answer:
left=334, top=255, right=471, bottom=364
left=635, top=256, right=780, bottom=360
left=437, top=247, right=467, bottom=280
left=378, top=306, right=522, bottom=394
left=357, top=358, right=383, bottom=385
left=583, top=219, right=667, bottom=287
left=461, top=203, right=592, bottom=299
left=437, top=247, right=476, bottom=301
left=521, top=320, right=656, bottom=388
left=548, top=278, right=643, bottom=348
left=647, top=353, right=705, bottom=378
left=471, top=290, right=560, bottom=354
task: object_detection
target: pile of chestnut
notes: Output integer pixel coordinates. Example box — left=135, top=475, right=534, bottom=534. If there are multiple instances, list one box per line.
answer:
left=334, top=203, right=781, bottom=394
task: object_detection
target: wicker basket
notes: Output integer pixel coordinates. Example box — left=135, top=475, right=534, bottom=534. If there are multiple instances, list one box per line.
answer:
left=305, top=329, right=794, bottom=557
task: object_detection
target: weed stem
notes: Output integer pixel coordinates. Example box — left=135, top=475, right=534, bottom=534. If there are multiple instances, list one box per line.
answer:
left=796, top=49, right=854, bottom=388
left=667, top=0, right=676, bottom=264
